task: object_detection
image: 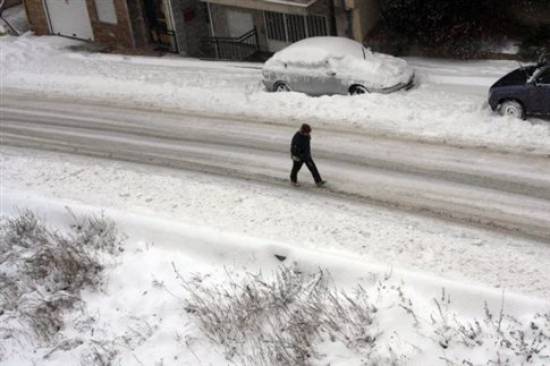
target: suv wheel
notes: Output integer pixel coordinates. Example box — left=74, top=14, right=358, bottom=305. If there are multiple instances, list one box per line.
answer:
left=499, top=100, right=525, bottom=120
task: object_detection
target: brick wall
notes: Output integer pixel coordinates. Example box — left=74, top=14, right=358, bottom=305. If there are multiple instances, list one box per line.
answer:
left=23, top=0, right=136, bottom=49
left=85, top=0, right=135, bottom=49
left=23, top=0, right=49, bottom=35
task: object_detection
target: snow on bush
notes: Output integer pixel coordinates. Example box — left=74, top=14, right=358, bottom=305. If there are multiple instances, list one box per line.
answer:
left=181, top=265, right=550, bottom=366
left=0, top=210, right=123, bottom=361
left=180, top=265, right=385, bottom=365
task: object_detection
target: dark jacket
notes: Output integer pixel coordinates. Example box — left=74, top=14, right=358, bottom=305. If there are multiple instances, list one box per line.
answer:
left=291, top=132, right=311, bottom=160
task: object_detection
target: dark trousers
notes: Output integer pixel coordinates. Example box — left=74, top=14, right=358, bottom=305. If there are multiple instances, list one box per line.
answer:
left=291, top=158, right=322, bottom=183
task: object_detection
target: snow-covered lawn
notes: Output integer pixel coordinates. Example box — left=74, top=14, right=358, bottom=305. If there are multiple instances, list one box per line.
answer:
left=1, top=147, right=549, bottom=365
left=1, top=33, right=549, bottom=154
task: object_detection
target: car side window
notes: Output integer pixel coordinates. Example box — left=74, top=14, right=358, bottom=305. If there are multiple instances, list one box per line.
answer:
left=536, top=68, right=550, bottom=84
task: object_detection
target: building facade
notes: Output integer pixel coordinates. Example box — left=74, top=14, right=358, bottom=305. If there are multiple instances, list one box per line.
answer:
left=201, top=0, right=379, bottom=59
left=23, top=0, right=379, bottom=60
left=23, top=0, right=210, bottom=54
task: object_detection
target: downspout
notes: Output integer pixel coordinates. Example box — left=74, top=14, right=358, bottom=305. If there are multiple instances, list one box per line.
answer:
left=207, top=2, right=219, bottom=58
left=123, top=0, right=136, bottom=49
left=340, top=0, right=352, bottom=38
left=327, top=0, right=337, bottom=36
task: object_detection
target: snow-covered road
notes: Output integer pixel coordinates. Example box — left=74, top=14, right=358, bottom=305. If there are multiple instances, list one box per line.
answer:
left=2, top=94, right=550, bottom=241
left=2, top=34, right=550, bottom=155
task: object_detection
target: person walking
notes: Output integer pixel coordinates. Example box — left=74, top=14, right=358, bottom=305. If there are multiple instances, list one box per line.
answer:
left=290, top=123, right=326, bottom=187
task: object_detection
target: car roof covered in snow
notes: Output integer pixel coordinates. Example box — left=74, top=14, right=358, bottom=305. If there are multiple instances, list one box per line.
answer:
left=270, top=37, right=365, bottom=65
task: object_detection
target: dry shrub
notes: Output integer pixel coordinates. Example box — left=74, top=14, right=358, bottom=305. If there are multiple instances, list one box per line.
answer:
left=0, top=210, right=123, bottom=348
left=180, top=265, right=381, bottom=366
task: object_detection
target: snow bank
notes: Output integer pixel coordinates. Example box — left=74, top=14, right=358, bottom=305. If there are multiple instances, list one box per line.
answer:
left=3, top=147, right=550, bottom=300
left=1, top=193, right=549, bottom=365
left=1, top=34, right=549, bottom=154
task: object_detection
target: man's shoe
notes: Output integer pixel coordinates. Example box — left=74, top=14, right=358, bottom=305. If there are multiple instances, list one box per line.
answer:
left=316, top=180, right=327, bottom=187
left=291, top=181, right=301, bottom=187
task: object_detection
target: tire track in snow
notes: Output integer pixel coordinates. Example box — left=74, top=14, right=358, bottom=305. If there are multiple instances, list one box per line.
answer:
left=2, top=99, right=550, bottom=242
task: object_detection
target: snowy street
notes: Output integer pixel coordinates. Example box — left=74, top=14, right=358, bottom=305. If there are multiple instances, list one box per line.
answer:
left=2, top=34, right=550, bottom=155
left=2, top=93, right=550, bottom=240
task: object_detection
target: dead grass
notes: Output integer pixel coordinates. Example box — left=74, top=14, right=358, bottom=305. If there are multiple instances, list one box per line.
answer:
left=0, top=210, right=123, bottom=351
left=179, top=265, right=382, bottom=366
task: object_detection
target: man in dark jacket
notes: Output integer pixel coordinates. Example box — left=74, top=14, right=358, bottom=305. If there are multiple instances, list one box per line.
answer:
left=290, top=123, right=326, bottom=187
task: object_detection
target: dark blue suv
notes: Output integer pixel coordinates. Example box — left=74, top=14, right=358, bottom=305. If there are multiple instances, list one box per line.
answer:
left=488, top=59, right=550, bottom=119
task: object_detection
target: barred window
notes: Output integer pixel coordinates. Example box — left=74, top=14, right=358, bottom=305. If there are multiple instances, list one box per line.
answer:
left=286, top=14, right=306, bottom=42
left=265, top=12, right=328, bottom=43
left=306, top=15, right=327, bottom=37
left=265, top=12, right=286, bottom=41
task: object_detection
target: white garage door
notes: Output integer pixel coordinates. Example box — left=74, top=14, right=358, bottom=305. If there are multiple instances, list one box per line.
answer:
left=44, top=0, right=94, bottom=40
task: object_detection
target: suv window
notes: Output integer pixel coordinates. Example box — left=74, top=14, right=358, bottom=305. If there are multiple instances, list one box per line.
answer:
left=536, top=68, right=550, bottom=84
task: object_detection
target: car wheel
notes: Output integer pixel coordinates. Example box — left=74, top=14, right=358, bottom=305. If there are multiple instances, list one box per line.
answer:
left=499, top=100, right=525, bottom=120
left=274, top=82, right=290, bottom=92
left=349, top=85, right=368, bottom=95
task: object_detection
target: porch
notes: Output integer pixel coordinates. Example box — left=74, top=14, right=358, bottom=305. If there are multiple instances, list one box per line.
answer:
left=200, top=0, right=332, bottom=60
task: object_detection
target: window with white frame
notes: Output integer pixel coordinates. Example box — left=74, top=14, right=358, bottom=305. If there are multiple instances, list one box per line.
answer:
left=95, top=0, right=118, bottom=24
left=265, top=11, right=327, bottom=43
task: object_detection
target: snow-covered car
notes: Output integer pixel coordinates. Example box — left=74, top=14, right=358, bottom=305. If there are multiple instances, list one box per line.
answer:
left=488, top=57, right=550, bottom=119
left=262, top=37, right=415, bottom=96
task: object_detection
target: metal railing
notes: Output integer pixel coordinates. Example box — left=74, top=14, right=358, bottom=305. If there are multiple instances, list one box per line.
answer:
left=202, top=28, right=259, bottom=60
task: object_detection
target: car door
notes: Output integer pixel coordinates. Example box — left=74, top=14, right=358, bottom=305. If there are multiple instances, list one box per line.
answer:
left=283, top=62, right=316, bottom=94
left=306, top=58, right=344, bottom=96
left=529, top=67, right=550, bottom=115
left=286, top=60, right=335, bottom=96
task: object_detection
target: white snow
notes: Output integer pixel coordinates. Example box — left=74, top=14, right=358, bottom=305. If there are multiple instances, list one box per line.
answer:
left=1, top=34, right=549, bottom=154
left=269, top=36, right=366, bottom=63
left=2, top=146, right=550, bottom=300
left=264, top=37, right=412, bottom=87
left=1, top=147, right=549, bottom=365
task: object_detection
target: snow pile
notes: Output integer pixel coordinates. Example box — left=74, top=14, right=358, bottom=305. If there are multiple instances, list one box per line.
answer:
left=1, top=207, right=549, bottom=365
left=182, top=265, right=550, bottom=366
left=271, top=37, right=367, bottom=62
left=1, top=146, right=549, bottom=364
left=1, top=34, right=549, bottom=153
left=264, top=36, right=413, bottom=87
left=4, top=146, right=550, bottom=300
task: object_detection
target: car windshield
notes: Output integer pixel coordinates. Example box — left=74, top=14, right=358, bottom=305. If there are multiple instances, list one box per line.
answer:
left=519, top=65, right=538, bottom=79
left=534, top=67, right=550, bottom=84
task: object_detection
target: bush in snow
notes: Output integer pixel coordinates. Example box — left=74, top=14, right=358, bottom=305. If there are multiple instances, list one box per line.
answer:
left=182, top=265, right=550, bottom=366
left=0, top=210, right=123, bottom=360
left=179, top=265, right=386, bottom=366
left=399, top=288, right=550, bottom=366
